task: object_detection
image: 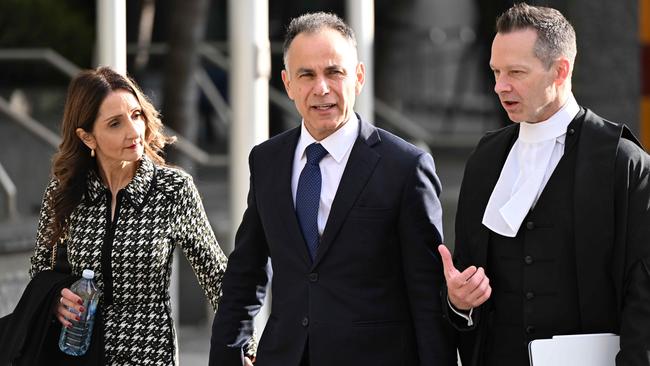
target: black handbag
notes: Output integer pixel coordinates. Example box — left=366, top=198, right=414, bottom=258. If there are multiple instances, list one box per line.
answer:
left=0, top=238, right=105, bottom=366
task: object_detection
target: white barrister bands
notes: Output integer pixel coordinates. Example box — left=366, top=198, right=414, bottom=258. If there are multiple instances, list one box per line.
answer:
left=482, top=94, right=580, bottom=237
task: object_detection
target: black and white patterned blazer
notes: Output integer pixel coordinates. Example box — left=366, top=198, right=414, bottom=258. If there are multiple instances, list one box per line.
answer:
left=30, top=156, right=227, bottom=365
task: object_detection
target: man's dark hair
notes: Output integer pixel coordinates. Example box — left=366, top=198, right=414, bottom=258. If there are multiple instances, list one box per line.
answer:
left=496, top=2, right=576, bottom=69
left=282, top=12, right=357, bottom=69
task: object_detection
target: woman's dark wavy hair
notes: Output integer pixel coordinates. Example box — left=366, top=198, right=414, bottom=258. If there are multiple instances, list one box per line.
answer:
left=47, top=66, right=174, bottom=247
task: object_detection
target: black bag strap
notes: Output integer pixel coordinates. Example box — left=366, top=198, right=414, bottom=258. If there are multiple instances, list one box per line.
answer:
left=51, top=229, right=71, bottom=275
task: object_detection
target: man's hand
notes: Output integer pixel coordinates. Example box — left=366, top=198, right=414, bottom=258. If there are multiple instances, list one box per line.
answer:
left=438, top=244, right=492, bottom=310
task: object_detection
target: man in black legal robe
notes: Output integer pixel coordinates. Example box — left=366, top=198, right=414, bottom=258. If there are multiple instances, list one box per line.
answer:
left=439, top=3, right=650, bottom=365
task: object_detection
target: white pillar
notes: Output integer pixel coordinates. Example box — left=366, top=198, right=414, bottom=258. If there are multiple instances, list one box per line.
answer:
left=346, top=0, right=375, bottom=123
left=96, top=0, right=127, bottom=74
left=229, top=0, right=271, bottom=332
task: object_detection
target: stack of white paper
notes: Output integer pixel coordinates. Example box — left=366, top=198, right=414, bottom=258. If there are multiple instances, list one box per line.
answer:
left=528, top=333, right=619, bottom=366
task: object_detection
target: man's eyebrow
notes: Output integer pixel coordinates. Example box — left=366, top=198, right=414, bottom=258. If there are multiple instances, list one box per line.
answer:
left=490, top=63, right=529, bottom=70
left=324, top=65, right=344, bottom=71
left=295, top=67, right=314, bottom=74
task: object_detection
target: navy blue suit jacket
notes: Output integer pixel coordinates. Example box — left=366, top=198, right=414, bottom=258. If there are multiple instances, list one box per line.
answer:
left=210, top=116, right=456, bottom=366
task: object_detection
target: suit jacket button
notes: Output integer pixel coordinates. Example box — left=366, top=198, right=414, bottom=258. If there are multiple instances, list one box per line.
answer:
left=526, top=325, right=536, bottom=334
left=567, top=128, right=575, bottom=136
left=526, top=291, right=535, bottom=300
left=309, top=273, right=318, bottom=282
left=526, top=221, right=535, bottom=230
left=524, top=255, right=534, bottom=265
left=302, top=317, right=309, bottom=327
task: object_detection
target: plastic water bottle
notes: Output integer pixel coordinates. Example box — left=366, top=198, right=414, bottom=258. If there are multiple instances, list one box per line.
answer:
left=59, top=269, right=100, bottom=356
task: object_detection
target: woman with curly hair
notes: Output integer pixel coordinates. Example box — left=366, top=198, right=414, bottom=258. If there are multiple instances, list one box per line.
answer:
left=29, top=66, right=228, bottom=365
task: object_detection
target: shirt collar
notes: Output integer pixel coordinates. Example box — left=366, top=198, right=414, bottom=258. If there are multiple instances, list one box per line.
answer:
left=297, top=113, right=359, bottom=163
left=84, top=155, right=156, bottom=210
left=519, top=93, right=580, bottom=144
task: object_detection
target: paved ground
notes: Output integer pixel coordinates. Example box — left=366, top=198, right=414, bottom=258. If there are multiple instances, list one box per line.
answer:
left=178, top=323, right=213, bottom=365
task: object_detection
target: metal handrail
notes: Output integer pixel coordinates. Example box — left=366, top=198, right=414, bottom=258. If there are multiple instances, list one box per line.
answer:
left=0, top=96, right=228, bottom=170
left=200, top=44, right=300, bottom=119
left=0, top=48, right=81, bottom=78
left=132, top=42, right=484, bottom=145
left=0, top=48, right=231, bottom=167
left=194, top=66, right=232, bottom=126
left=165, top=126, right=229, bottom=167
left=151, top=43, right=300, bottom=120
left=0, top=48, right=79, bottom=220
left=0, top=47, right=234, bottom=221
left=0, top=45, right=468, bottom=162
left=0, top=162, right=17, bottom=221
left=0, top=97, right=61, bottom=148
left=0, top=44, right=472, bottom=222
left=0, top=95, right=58, bottom=220
left=196, top=43, right=431, bottom=140
left=128, top=42, right=445, bottom=143
left=374, top=99, right=434, bottom=142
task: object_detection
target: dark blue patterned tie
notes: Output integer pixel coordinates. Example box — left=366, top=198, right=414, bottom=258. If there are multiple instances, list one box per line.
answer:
left=296, top=143, right=329, bottom=261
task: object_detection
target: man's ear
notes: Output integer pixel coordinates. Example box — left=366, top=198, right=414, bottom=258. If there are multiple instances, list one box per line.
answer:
left=554, top=57, right=571, bottom=85
left=75, top=128, right=96, bottom=150
left=281, top=69, right=294, bottom=100
left=355, top=62, right=366, bottom=95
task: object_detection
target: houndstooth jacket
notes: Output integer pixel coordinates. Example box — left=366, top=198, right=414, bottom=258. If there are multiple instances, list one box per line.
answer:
left=30, top=156, right=227, bottom=365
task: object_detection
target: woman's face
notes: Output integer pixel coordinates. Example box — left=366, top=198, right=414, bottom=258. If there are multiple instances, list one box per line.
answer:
left=78, top=90, right=146, bottom=168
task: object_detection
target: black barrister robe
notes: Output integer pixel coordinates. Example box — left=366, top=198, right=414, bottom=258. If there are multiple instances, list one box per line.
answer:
left=445, top=108, right=650, bottom=366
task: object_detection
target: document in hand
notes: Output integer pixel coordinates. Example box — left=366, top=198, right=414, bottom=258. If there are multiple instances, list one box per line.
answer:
left=528, top=333, right=619, bottom=366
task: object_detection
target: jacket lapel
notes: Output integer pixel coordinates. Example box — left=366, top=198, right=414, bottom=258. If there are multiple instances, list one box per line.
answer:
left=269, top=128, right=314, bottom=265
left=313, top=118, right=380, bottom=267
left=464, top=125, right=519, bottom=267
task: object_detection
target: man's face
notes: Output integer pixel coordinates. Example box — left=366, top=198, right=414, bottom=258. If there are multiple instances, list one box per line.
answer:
left=281, top=28, right=365, bottom=140
left=490, top=29, right=562, bottom=123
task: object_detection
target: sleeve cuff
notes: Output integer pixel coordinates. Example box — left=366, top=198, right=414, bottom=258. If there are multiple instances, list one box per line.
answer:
left=447, top=296, right=474, bottom=327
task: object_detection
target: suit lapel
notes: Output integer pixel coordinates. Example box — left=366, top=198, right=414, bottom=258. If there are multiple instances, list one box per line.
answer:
left=313, top=119, right=381, bottom=267
left=270, top=128, right=314, bottom=265
left=464, top=125, right=518, bottom=267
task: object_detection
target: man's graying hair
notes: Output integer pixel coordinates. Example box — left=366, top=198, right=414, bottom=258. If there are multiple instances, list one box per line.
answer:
left=282, top=12, right=357, bottom=69
left=496, top=3, right=577, bottom=69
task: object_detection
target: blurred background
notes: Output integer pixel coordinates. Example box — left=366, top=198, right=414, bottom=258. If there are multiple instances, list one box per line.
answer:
left=0, top=0, right=647, bottom=363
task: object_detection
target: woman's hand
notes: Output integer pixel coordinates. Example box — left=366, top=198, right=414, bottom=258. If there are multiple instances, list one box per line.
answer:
left=56, top=287, right=84, bottom=328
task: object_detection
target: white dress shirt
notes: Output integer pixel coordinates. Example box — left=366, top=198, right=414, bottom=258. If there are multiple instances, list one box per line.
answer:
left=292, top=114, right=359, bottom=235
left=482, top=94, right=580, bottom=237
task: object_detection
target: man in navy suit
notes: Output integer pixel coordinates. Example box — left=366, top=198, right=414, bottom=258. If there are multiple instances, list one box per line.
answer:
left=209, top=12, right=456, bottom=366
